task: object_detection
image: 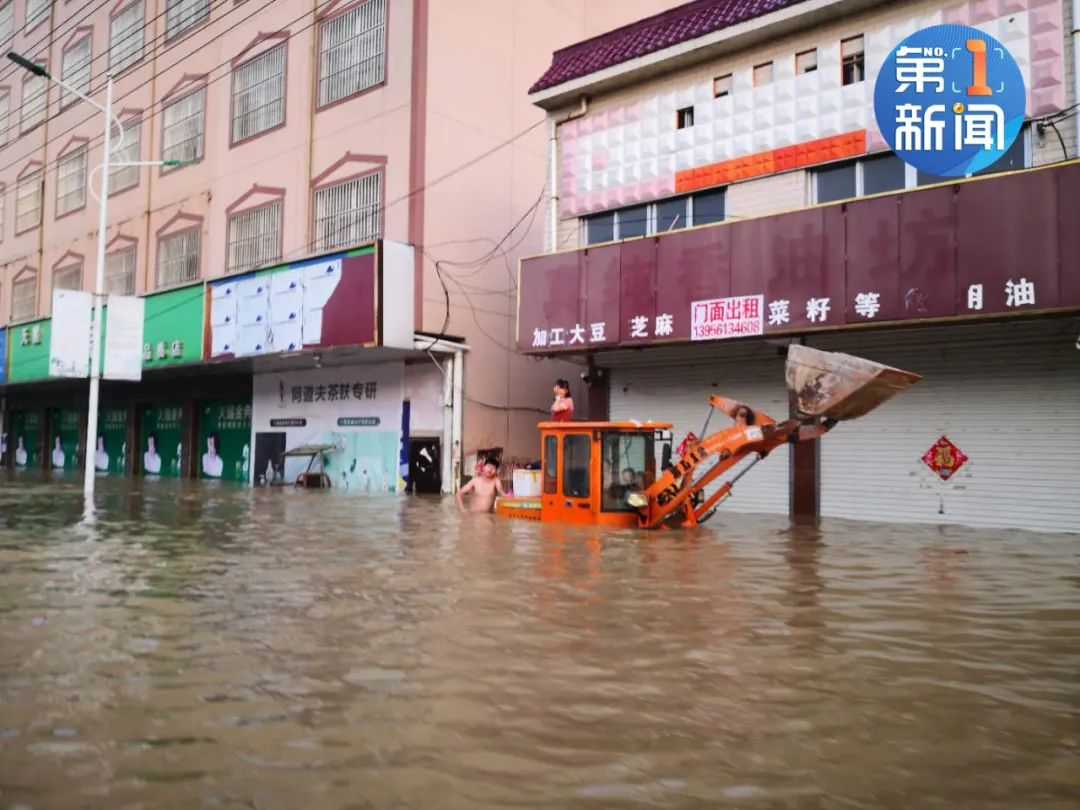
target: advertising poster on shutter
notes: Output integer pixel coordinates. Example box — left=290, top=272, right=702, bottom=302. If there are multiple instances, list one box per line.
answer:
left=0, top=327, right=7, bottom=384
left=96, top=408, right=128, bottom=475
left=49, top=290, right=93, bottom=378
left=252, top=362, right=403, bottom=493
left=49, top=409, right=82, bottom=471
left=104, top=295, right=145, bottom=381
left=141, top=405, right=183, bottom=478
left=12, top=411, right=41, bottom=469
left=198, top=401, right=252, bottom=482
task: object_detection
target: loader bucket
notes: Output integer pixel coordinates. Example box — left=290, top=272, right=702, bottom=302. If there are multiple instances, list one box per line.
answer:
left=785, top=344, right=921, bottom=421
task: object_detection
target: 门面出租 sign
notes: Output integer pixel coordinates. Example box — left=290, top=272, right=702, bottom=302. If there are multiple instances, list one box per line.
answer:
left=691, top=295, right=764, bottom=341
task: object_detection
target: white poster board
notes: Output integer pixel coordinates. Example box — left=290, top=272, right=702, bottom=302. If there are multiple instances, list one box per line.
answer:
left=103, top=295, right=145, bottom=381
left=49, top=289, right=93, bottom=378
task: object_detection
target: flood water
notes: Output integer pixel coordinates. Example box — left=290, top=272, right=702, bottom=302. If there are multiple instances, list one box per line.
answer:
left=0, top=477, right=1077, bottom=809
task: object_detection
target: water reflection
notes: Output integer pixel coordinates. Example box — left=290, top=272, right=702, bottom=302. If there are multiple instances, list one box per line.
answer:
left=0, top=475, right=1077, bottom=808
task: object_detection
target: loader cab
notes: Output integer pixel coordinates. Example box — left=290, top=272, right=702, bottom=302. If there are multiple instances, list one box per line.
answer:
left=539, top=421, right=673, bottom=528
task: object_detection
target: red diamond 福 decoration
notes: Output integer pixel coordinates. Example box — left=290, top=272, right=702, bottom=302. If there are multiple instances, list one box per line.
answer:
left=921, top=436, right=969, bottom=482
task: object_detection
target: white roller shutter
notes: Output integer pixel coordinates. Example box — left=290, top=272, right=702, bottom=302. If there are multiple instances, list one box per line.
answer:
left=607, top=341, right=791, bottom=516
left=813, top=317, right=1080, bottom=534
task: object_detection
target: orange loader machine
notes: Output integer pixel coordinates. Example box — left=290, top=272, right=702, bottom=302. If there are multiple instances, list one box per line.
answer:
left=495, top=345, right=921, bottom=529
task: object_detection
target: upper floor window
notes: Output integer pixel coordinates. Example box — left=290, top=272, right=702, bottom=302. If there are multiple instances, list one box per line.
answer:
left=25, top=0, right=49, bottom=32
left=0, top=1, right=14, bottom=50
left=676, top=106, right=694, bottom=129
left=53, top=263, right=82, bottom=293
left=56, top=145, right=88, bottom=216
left=110, top=1, right=145, bottom=73
left=61, top=35, right=92, bottom=109
left=0, top=191, right=5, bottom=241
left=583, top=188, right=726, bottom=245
left=15, top=168, right=43, bottom=233
left=317, top=0, right=386, bottom=107
left=918, top=124, right=1030, bottom=186
left=157, top=227, right=201, bottom=287
left=842, top=35, right=864, bottom=85
left=105, top=246, right=136, bottom=294
left=0, top=90, right=10, bottom=146
left=313, top=171, right=381, bottom=251
left=796, top=49, right=817, bottom=74
left=712, top=73, right=732, bottom=98
left=753, top=61, right=773, bottom=86
left=231, top=44, right=286, bottom=144
left=109, top=117, right=142, bottom=193
left=12, top=271, right=37, bottom=321
left=227, top=200, right=283, bottom=274
left=165, top=0, right=209, bottom=41
left=21, top=71, right=47, bottom=133
left=161, top=87, right=206, bottom=166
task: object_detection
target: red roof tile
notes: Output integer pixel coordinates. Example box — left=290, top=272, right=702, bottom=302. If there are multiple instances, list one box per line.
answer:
left=530, top=0, right=810, bottom=94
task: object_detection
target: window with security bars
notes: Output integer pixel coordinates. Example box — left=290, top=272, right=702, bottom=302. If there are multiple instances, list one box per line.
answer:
left=0, top=2, right=13, bottom=51
left=105, top=247, right=136, bottom=294
left=61, top=36, right=91, bottom=108
left=165, top=0, right=209, bottom=40
left=56, top=147, right=87, bottom=215
left=0, top=91, right=10, bottom=146
left=161, top=88, right=205, bottom=165
left=16, top=170, right=43, bottom=232
left=317, top=0, right=385, bottom=107
left=110, top=1, right=144, bottom=73
left=21, top=73, right=47, bottom=133
left=227, top=202, right=282, bottom=273
left=53, top=264, right=81, bottom=293
left=12, top=274, right=37, bottom=321
left=231, top=45, right=286, bottom=143
left=312, top=173, right=381, bottom=252
left=157, top=228, right=201, bottom=287
left=109, top=118, right=141, bottom=193
left=25, top=0, right=49, bottom=31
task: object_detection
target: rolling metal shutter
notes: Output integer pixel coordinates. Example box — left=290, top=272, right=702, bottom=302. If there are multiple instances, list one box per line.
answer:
left=606, top=341, right=792, bottom=516
left=813, top=317, right=1080, bottom=534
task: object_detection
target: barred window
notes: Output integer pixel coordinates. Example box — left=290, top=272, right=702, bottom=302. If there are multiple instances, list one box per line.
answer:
left=105, top=247, right=136, bottom=294
left=56, top=146, right=88, bottom=216
left=157, top=227, right=200, bottom=287
left=53, top=263, right=82, bottom=292
left=0, top=91, right=10, bottom=146
left=227, top=201, right=282, bottom=274
left=110, top=1, right=144, bottom=73
left=109, top=117, right=141, bottom=193
left=12, top=273, right=37, bottom=321
left=165, top=0, right=208, bottom=40
left=317, top=0, right=385, bottom=107
left=21, top=72, right=47, bottom=133
left=0, top=1, right=13, bottom=50
left=231, top=44, right=286, bottom=143
left=161, top=87, right=205, bottom=165
left=312, top=173, right=380, bottom=252
left=61, top=35, right=92, bottom=108
left=16, top=169, right=43, bottom=232
left=25, top=0, right=49, bottom=31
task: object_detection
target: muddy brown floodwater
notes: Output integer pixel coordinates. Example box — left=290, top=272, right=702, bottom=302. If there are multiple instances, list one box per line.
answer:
left=0, top=476, right=1077, bottom=809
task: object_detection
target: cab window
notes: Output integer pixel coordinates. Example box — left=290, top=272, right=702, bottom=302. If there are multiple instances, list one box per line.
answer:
left=543, top=435, right=558, bottom=494
left=602, top=432, right=653, bottom=511
left=562, top=434, right=591, bottom=498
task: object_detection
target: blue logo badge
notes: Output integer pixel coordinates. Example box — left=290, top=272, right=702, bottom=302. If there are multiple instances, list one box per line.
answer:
left=873, top=24, right=1026, bottom=177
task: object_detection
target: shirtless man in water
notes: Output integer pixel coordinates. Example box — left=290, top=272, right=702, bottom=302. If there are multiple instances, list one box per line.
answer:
left=457, top=457, right=507, bottom=513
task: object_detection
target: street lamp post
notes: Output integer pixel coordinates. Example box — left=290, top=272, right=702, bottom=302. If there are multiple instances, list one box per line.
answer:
left=7, top=53, right=183, bottom=512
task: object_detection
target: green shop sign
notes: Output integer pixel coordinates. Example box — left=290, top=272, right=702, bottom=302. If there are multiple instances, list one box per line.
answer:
left=49, top=409, right=82, bottom=471
left=11, top=410, right=41, bottom=469
left=96, top=408, right=128, bottom=475
left=143, top=284, right=204, bottom=368
left=198, top=401, right=252, bottom=482
left=141, top=404, right=183, bottom=477
left=7, top=320, right=50, bottom=383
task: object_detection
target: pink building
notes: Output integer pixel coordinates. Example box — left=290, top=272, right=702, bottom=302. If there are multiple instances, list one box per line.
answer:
left=0, top=0, right=684, bottom=489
